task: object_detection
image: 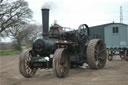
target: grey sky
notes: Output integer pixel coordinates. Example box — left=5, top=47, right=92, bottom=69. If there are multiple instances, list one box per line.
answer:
left=25, top=0, right=128, bottom=29
left=1, top=0, right=128, bottom=42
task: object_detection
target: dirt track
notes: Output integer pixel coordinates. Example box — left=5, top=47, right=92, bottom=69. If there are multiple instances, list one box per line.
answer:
left=0, top=54, right=128, bottom=85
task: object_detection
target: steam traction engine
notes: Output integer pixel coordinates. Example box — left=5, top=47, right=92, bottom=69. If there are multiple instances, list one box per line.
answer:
left=19, top=9, right=107, bottom=78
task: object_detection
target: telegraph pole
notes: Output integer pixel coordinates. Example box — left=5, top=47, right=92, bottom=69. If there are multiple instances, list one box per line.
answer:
left=120, top=6, right=123, bottom=23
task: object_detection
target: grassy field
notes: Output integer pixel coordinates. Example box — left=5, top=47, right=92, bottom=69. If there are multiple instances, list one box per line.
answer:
left=0, top=50, right=21, bottom=55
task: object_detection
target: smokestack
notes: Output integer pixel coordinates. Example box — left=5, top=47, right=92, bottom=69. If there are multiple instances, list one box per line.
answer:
left=41, top=8, right=49, bottom=38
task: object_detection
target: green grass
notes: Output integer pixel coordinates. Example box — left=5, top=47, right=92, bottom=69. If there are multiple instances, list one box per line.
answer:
left=0, top=50, right=21, bottom=55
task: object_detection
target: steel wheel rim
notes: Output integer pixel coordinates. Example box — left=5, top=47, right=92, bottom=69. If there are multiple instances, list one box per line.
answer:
left=53, top=48, right=70, bottom=78
left=59, top=51, right=69, bottom=76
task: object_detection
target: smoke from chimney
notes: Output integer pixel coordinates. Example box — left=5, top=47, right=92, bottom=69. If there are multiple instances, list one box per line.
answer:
left=42, top=1, right=56, bottom=10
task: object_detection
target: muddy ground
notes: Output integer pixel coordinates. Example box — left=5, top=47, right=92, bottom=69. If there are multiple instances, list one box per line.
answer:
left=0, top=54, right=128, bottom=85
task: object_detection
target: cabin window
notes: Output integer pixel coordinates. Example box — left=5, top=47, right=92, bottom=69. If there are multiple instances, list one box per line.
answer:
left=113, top=27, right=118, bottom=33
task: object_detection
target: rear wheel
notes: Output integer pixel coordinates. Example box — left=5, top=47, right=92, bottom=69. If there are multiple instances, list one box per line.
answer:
left=124, top=49, right=128, bottom=61
left=108, top=51, right=113, bottom=61
left=19, top=49, right=37, bottom=78
left=107, top=50, right=113, bottom=61
left=120, top=51, right=125, bottom=59
left=53, top=48, right=70, bottom=78
left=108, top=55, right=113, bottom=61
left=120, top=55, right=125, bottom=59
left=87, top=39, right=107, bottom=69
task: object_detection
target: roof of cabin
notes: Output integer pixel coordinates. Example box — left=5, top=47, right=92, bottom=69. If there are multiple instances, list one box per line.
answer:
left=90, top=23, right=128, bottom=29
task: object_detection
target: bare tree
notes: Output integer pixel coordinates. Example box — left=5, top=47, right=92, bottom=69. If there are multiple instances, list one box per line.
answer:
left=0, top=0, right=32, bottom=33
left=8, top=24, right=42, bottom=50
left=0, top=0, right=3, bottom=3
left=8, top=24, right=28, bottom=50
left=24, top=24, right=42, bottom=43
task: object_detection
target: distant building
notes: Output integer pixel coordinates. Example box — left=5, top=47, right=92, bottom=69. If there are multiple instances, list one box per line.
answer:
left=89, top=23, right=128, bottom=49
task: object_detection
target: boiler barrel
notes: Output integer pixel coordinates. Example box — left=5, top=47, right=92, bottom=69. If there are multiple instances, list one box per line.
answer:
left=32, top=39, right=56, bottom=56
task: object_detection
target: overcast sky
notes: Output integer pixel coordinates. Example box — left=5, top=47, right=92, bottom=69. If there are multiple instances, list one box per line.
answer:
left=25, top=0, right=128, bottom=29
left=1, top=0, right=128, bottom=42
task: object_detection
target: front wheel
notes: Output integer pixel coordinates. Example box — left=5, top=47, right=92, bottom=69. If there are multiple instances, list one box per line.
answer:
left=87, top=39, right=107, bottom=69
left=19, top=49, right=37, bottom=78
left=53, top=48, right=70, bottom=78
